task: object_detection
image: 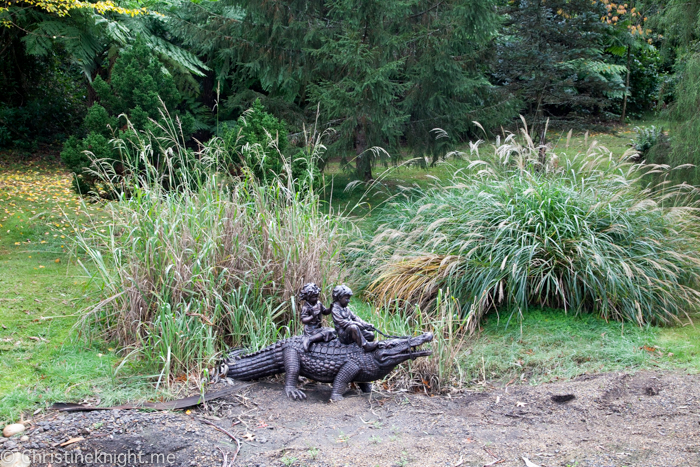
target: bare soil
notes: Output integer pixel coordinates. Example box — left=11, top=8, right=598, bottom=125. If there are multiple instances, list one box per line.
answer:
left=5, top=370, right=700, bottom=467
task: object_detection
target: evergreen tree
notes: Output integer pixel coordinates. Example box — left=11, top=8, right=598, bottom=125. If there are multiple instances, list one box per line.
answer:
left=61, top=43, right=195, bottom=195
left=494, top=0, right=627, bottom=128
left=174, top=0, right=512, bottom=180
left=643, top=0, right=700, bottom=184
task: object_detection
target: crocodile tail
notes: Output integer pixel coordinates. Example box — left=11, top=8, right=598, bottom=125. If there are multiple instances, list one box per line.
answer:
left=225, top=340, right=286, bottom=380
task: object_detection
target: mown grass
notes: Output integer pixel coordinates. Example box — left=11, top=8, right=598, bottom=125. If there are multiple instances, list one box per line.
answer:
left=0, top=153, right=167, bottom=425
left=348, top=298, right=694, bottom=389
left=463, top=309, right=687, bottom=385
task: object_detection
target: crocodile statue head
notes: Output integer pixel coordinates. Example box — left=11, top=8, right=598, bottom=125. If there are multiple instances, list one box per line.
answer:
left=373, top=332, right=434, bottom=369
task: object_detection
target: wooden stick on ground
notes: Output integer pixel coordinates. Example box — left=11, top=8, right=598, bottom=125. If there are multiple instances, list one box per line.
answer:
left=197, top=417, right=241, bottom=464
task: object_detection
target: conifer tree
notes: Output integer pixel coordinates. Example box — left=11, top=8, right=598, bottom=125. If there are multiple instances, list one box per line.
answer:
left=175, top=0, right=510, bottom=180
left=652, top=0, right=700, bottom=184
left=494, top=0, right=627, bottom=128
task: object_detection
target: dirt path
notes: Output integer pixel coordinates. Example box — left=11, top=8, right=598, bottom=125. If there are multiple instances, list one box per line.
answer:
left=5, top=371, right=700, bottom=467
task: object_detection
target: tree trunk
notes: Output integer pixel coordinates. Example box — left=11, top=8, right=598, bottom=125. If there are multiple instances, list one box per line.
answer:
left=621, top=45, right=631, bottom=124
left=354, top=120, right=373, bottom=181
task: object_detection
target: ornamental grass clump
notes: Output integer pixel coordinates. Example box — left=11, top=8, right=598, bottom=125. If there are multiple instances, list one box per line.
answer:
left=362, top=130, right=700, bottom=331
left=74, top=114, right=344, bottom=381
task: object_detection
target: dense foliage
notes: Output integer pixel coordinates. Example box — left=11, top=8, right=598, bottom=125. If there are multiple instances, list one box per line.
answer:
left=3, top=0, right=674, bottom=169
left=173, top=0, right=515, bottom=179
left=668, top=53, right=700, bottom=183
left=495, top=0, right=627, bottom=126
left=0, top=27, right=86, bottom=150
left=60, top=43, right=196, bottom=195
left=360, top=138, right=700, bottom=329
left=76, top=120, right=344, bottom=376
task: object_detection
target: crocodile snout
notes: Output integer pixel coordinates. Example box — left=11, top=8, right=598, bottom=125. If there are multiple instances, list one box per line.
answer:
left=409, top=332, right=433, bottom=347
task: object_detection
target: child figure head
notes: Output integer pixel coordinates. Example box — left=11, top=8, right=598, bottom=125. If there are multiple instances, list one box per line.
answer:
left=332, top=284, right=353, bottom=307
left=299, top=283, right=321, bottom=304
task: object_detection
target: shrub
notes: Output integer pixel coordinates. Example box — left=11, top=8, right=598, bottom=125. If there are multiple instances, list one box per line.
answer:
left=74, top=120, right=345, bottom=379
left=61, top=132, right=113, bottom=194
left=631, top=125, right=664, bottom=154
left=359, top=132, right=700, bottom=330
left=61, top=43, right=195, bottom=196
left=223, top=99, right=287, bottom=183
left=222, top=100, right=326, bottom=193
left=631, top=125, right=670, bottom=164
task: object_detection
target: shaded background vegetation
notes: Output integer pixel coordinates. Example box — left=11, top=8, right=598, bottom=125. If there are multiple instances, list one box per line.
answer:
left=3, top=0, right=694, bottom=180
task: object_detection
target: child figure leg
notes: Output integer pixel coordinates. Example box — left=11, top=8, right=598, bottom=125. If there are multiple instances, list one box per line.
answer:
left=342, top=323, right=377, bottom=351
left=303, top=328, right=336, bottom=351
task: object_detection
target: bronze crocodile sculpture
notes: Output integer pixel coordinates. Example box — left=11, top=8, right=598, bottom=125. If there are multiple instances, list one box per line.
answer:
left=222, top=332, right=433, bottom=401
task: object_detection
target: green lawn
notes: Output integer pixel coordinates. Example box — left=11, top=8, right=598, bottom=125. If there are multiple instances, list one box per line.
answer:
left=0, top=153, right=162, bottom=425
left=322, top=124, right=641, bottom=216
left=1, top=124, right=697, bottom=424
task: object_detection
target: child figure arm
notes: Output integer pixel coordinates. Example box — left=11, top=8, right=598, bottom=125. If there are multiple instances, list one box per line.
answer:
left=300, top=305, right=316, bottom=325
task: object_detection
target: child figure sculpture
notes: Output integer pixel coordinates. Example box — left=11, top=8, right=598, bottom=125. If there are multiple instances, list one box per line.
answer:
left=299, top=283, right=336, bottom=352
left=331, top=285, right=377, bottom=352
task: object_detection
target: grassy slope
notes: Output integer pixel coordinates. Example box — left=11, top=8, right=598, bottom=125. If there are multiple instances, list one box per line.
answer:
left=0, top=154, right=159, bottom=425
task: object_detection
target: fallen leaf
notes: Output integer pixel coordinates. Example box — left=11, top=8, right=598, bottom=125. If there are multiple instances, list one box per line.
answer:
left=60, top=437, right=84, bottom=447
left=522, top=457, right=541, bottom=467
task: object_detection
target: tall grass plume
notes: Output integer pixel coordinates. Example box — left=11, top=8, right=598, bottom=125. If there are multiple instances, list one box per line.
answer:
left=73, top=113, right=345, bottom=381
left=360, top=127, right=700, bottom=331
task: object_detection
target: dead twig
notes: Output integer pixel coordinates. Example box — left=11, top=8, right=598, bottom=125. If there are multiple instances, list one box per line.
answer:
left=483, top=447, right=499, bottom=459
left=197, top=418, right=241, bottom=464
left=217, top=447, right=230, bottom=467
left=58, top=437, right=84, bottom=447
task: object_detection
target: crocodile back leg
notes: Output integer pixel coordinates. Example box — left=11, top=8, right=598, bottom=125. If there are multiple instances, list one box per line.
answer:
left=330, top=361, right=360, bottom=401
left=357, top=382, right=372, bottom=393
left=283, top=346, right=306, bottom=400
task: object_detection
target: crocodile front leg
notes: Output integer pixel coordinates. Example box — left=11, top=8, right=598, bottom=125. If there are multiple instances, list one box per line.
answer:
left=330, top=362, right=360, bottom=401
left=357, top=382, right=372, bottom=393
left=283, top=347, right=306, bottom=400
